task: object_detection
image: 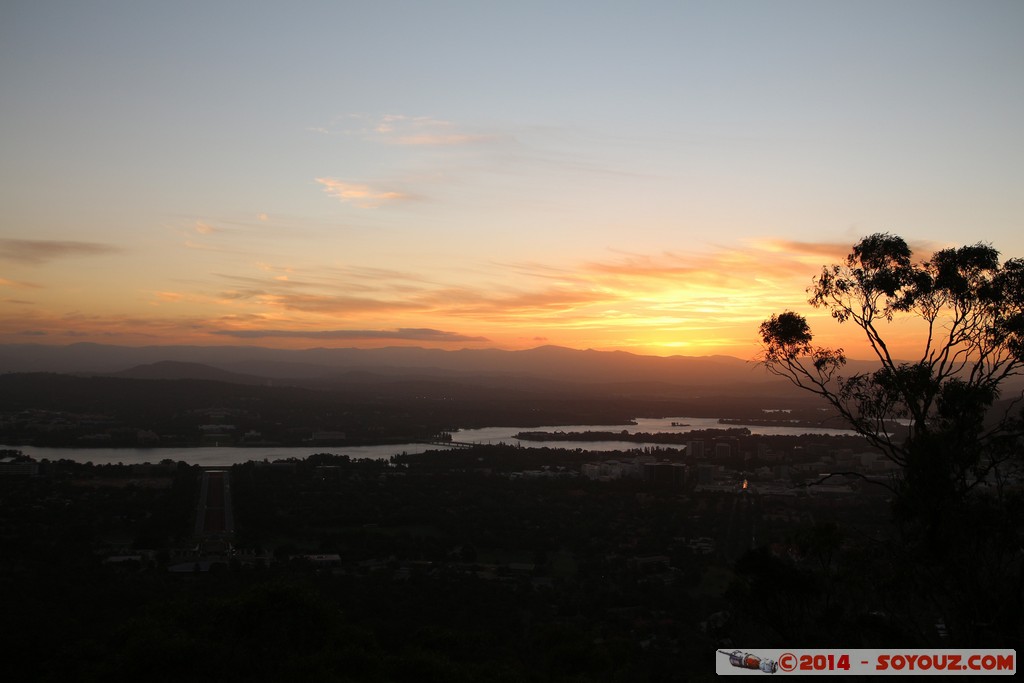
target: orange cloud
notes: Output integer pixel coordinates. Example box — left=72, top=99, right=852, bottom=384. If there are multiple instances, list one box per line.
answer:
left=309, top=113, right=496, bottom=146
left=314, top=178, right=409, bottom=208
left=373, top=114, right=493, bottom=146
left=0, top=277, right=41, bottom=289
left=262, top=292, right=422, bottom=315
left=211, top=327, right=487, bottom=342
left=392, top=133, right=492, bottom=146
left=0, top=310, right=216, bottom=344
left=752, top=237, right=949, bottom=263
left=751, top=238, right=850, bottom=259
left=421, top=286, right=612, bottom=322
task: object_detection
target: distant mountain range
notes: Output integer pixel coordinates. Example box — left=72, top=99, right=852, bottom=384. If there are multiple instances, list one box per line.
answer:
left=7, top=342, right=1020, bottom=398
left=1, top=343, right=778, bottom=390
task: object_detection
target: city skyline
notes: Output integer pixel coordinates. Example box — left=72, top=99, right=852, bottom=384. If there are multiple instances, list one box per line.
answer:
left=2, top=1, right=1022, bottom=359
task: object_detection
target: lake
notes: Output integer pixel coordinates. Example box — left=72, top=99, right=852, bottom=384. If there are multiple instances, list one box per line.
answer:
left=3, top=416, right=856, bottom=466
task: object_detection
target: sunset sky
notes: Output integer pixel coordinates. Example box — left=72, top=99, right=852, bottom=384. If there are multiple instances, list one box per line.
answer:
left=2, top=1, right=1022, bottom=359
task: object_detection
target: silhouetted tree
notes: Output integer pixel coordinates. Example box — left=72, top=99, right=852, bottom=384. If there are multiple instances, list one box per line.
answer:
left=755, top=234, right=1024, bottom=647
left=759, top=234, right=1024, bottom=532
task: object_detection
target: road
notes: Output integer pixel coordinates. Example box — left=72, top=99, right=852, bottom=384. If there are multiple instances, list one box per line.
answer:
left=194, top=469, right=234, bottom=537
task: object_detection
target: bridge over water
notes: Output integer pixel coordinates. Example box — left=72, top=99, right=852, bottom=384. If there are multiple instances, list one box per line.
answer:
left=421, top=440, right=476, bottom=449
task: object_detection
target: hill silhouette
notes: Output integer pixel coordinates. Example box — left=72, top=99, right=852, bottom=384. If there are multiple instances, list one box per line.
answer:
left=107, top=361, right=268, bottom=385
left=6, top=342, right=1020, bottom=407
left=2, top=342, right=779, bottom=388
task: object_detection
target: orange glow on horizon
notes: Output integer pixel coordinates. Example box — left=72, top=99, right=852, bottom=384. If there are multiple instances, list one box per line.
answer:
left=0, top=236, right=994, bottom=361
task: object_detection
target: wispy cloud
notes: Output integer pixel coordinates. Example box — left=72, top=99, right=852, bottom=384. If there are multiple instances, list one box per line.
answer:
left=580, top=239, right=855, bottom=291
left=183, top=240, right=245, bottom=253
left=214, top=270, right=425, bottom=315
left=421, top=285, right=613, bottom=321
left=0, top=277, right=41, bottom=289
left=0, top=310, right=222, bottom=344
left=0, top=239, right=121, bottom=264
left=375, top=114, right=492, bottom=146
left=316, top=113, right=496, bottom=147
left=260, top=292, right=423, bottom=315
left=752, top=237, right=948, bottom=262
left=211, top=328, right=488, bottom=342
left=392, top=133, right=490, bottom=146
left=752, top=238, right=851, bottom=259
left=377, top=115, right=495, bottom=146
left=314, top=178, right=410, bottom=208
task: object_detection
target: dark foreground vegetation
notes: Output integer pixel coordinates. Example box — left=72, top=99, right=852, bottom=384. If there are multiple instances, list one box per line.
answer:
left=2, top=437, right=1020, bottom=681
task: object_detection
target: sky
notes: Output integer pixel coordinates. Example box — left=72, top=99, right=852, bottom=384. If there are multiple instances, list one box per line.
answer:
left=1, top=1, right=1022, bottom=359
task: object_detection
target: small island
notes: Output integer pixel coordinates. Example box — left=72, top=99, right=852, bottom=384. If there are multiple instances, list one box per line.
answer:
left=514, top=427, right=752, bottom=445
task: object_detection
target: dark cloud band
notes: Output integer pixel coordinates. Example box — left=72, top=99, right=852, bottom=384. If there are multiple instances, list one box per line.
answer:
left=0, top=239, right=121, bottom=264
left=211, top=328, right=488, bottom=342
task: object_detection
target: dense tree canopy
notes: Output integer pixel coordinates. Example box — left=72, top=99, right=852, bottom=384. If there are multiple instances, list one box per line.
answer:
left=759, top=234, right=1024, bottom=525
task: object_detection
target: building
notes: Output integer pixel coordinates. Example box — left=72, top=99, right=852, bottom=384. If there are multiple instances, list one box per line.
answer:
left=0, top=456, right=38, bottom=476
left=642, top=462, right=687, bottom=488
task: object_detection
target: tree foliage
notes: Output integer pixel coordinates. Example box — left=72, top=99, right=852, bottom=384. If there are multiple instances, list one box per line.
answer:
left=759, top=234, right=1024, bottom=524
